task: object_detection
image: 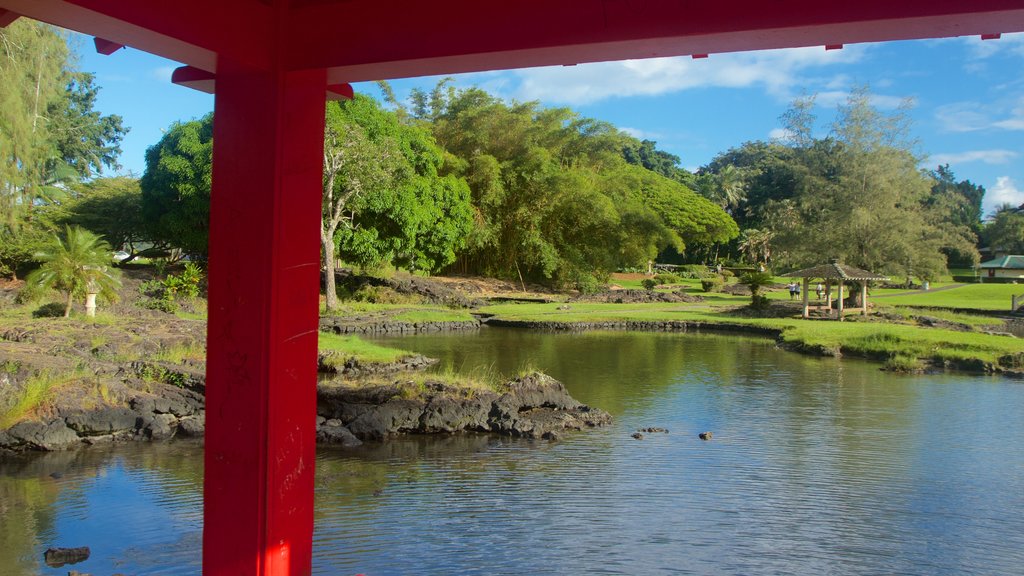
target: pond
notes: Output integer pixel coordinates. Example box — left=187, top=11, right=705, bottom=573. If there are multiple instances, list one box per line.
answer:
left=2, top=328, right=1023, bottom=575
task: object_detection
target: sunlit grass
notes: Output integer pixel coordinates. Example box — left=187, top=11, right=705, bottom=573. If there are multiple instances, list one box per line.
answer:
left=873, top=283, right=1024, bottom=310
left=153, top=342, right=206, bottom=363
left=0, top=370, right=84, bottom=429
left=480, top=301, right=1024, bottom=371
left=318, top=332, right=414, bottom=364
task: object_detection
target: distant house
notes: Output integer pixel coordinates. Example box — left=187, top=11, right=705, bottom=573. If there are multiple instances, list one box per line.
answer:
left=979, top=255, right=1024, bottom=280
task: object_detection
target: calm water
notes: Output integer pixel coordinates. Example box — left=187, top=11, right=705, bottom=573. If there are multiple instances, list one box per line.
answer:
left=2, top=328, right=1023, bottom=575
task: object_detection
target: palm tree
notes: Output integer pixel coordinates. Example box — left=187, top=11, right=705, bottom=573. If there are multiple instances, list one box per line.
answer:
left=27, top=225, right=121, bottom=317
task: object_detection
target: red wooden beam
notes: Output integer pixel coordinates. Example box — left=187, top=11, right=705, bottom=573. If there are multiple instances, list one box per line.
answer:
left=0, top=0, right=273, bottom=71
left=292, top=0, right=1024, bottom=82
left=171, top=66, right=216, bottom=94
left=0, top=8, right=17, bottom=27
left=326, top=82, right=354, bottom=101
left=204, top=59, right=326, bottom=576
left=93, top=37, right=123, bottom=55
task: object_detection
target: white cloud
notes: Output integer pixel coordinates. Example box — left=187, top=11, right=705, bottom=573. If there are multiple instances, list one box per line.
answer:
left=151, top=66, right=176, bottom=83
left=934, top=102, right=989, bottom=132
left=930, top=150, right=1018, bottom=166
left=495, top=45, right=868, bottom=106
left=992, top=98, right=1024, bottom=130
left=936, top=97, right=1024, bottom=133
left=985, top=176, right=1024, bottom=216
left=619, top=126, right=662, bottom=140
left=964, top=32, right=1024, bottom=60
left=769, top=127, right=794, bottom=141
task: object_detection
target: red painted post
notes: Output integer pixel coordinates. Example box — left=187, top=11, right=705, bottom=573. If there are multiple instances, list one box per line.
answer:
left=203, top=58, right=326, bottom=575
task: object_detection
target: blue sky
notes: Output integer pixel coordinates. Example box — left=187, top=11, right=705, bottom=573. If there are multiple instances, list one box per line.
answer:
left=72, top=32, right=1024, bottom=217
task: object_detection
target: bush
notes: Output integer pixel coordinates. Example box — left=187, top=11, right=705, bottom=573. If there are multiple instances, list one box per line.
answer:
left=700, top=276, right=725, bottom=293
left=139, top=262, right=204, bottom=313
left=641, top=278, right=658, bottom=291
left=574, top=274, right=603, bottom=295
left=652, top=273, right=682, bottom=285
left=673, top=264, right=714, bottom=279
left=32, top=302, right=66, bottom=318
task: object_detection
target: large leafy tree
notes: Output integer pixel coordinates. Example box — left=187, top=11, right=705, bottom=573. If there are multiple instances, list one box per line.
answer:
left=139, top=114, right=214, bottom=256
left=26, top=225, right=122, bottom=317
left=418, top=82, right=736, bottom=286
left=320, top=94, right=473, bottom=309
left=62, top=177, right=151, bottom=261
left=982, top=204, right=1024, bottom=256
left=712, top=88, right=975, bottom=283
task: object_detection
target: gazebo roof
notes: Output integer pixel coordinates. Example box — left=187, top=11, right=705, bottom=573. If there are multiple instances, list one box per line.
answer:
left=980, top=255, right=1024, bottom=269
left=782, top=262, right=889, bottom=281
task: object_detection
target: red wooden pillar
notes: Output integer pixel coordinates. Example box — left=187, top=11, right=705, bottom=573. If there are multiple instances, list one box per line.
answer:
left=203, top=58, right=326, bottom=575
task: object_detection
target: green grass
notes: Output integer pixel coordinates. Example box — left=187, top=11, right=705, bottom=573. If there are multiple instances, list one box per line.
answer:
left=322, top=302, right=472, bottom=320
left=0, top=370, right=79, bottom=429
left=879, top=306, right=1003, bottom=328
left=153, top=342, right=206, bottom=364
left=779, top=321, right=1024, bottom=367
left=391, top=308, right=474, bottom=323
left=480, top=301, right=1024, bottom=372
left=318, top=332, right=414, bottom=364
left=873, top=283, right=1024, bottom=310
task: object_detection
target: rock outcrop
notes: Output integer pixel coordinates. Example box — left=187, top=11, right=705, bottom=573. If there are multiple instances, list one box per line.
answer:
left=317, top=372, right=611, bottom=441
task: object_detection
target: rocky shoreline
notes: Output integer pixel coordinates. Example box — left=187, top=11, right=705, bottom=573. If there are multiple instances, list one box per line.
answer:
left=0, top=352, right=612, bottom=453
left=319, top=315, right=481, bottom=335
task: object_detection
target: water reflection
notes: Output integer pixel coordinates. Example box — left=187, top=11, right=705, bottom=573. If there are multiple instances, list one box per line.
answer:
left=1, top=329, right=1022, bottom=575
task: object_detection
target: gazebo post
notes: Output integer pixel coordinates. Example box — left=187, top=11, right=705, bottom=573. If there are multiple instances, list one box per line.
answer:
left=825, top=279, right=832, bottom=315
left=203, top=59, right=326, bottom=576
left=802, top=277, right=809, bottom=318
left=861, top=281, right=868, bottom=316
left=837, top=279, right=845, bottom=321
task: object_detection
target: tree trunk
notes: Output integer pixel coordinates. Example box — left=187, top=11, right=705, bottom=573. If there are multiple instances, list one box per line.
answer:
left=63, top=291, right=73, bottom=317
left=322, top=229, right=338, bottom=310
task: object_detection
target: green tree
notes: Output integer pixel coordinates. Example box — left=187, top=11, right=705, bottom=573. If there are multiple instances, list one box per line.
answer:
left=926, top=164, right=983, bottom=267
left=735, top=87, right=966, bottom=283
left=139, top=114, right=214, bottom=256
left=321, top=95, right=473, bottom=309
left=983, top=204, right=1024, bottom=256
left=424, top=82, right=735, bottom=285
left=26, top=225, right=122, bottom=317
left=738, top=270, right=775, bottom=309
left=61, top=177, right=150, bottom=261
left=1, top=22, right=125, bottom=230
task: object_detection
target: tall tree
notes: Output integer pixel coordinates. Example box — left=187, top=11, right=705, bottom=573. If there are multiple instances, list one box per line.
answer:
left=321, top=95, right=473, bottom=309
left=139, top=114, right=214, bottom=256
left=62, top=177, right=150, bottom=260
left=0, top=20, right=69, bottom=227
left=982, top=204, right=1024, bottom=256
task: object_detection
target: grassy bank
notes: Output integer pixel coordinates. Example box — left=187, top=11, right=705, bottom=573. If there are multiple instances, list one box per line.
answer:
left=479, top=301, right=1024, bottom=374
left=318, top=332, right=415, bottom=364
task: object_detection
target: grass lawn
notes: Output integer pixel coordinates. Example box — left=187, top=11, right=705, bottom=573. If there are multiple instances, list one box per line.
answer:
left=873, top=283, right=1024, bottom=311
left=321, top=302, right=474, bottom=323
left=318, top=332, right=414, bottom=364
left=480, top=301, right=1024, bottom=372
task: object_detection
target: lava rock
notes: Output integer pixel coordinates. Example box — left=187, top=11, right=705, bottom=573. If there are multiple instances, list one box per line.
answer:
left=43, top=546, right=90, bottom=567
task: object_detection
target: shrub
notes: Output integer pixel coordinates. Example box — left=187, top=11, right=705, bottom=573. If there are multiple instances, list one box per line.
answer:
left=574, top=274, right=602, bottom=295
left=652, top=273, right=682, bottom=285
left=674, top=264, right=714, bottom=279
left=701, top=276, right=725, bottom=293
left=32, top=302, right=67, bottom=318
left=139, top=262, right=204, bottom=313
left=641, top=278, right=658, bottom=291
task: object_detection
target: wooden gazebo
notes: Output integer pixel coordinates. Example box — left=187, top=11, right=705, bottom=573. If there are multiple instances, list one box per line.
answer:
left=783, top=261, right=889, bottom=320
